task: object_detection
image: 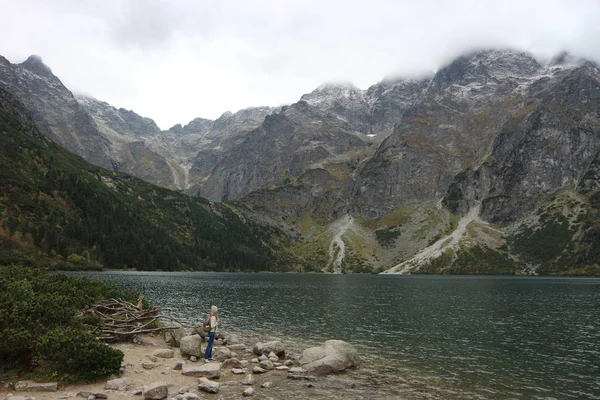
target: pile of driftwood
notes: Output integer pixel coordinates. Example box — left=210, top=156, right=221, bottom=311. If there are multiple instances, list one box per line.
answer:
left=79, top=297, right=188, bottom=342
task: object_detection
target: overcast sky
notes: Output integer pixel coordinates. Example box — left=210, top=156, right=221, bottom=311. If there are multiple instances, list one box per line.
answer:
left=1, top=0, right=599, bottom=129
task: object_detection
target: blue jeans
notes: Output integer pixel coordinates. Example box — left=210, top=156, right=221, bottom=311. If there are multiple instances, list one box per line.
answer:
left=204, top=332, right=215, bottom=359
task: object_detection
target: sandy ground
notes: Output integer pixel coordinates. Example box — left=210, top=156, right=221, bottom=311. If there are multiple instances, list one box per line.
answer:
left=2, top=333, right=448, bottom=400
left=0, top=334, right=381, bottom=400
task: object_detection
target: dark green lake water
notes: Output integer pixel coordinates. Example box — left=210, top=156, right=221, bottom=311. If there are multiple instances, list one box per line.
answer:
left=75, top=272, right=600, bottom=399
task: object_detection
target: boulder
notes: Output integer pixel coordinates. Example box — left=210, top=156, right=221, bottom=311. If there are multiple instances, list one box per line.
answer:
left=299, top=340, right=360, bottom=376
left=179, top=393, right=200, bottom=400
left=4, top=397, right=34, bottom=400
left=143, top=381, right=169, bottom=400
left=152, top=348, right=175, bottom=358
left=252, top=367, right=266, bottom=374
left=232, top=368, right=247, bottom=374
left=259, top=360, right=274, bottom=370
left=173, top=361, right=185, bottom=370
left=198, top=378, right=219, bottom=394
left=221, top=358, right=243, bottom=369
left=224, top=333, right=241, bottom=344
left=261, top=382, right=273, bottom=388
left=105, top=377, right=132, bottom=391
left=14, top=381, right=58, bottom=392
left=243, top=373, right=255, bottom=385
left=142, top=361, right=155, bottom=370
left=163, top=323, right=186, bottom=347
left=213, top=347, right=231, bottom=361
left=228, top=343, right=246, bottom=350
left=190, top=326, right=207, bottom=340
left=243, top=387, right=255, bottom=396
left=180, top=335, right=202, bottom=358
left=181, top=362, right=221, bottom=379
left=253, top=341, right=285, bottom=357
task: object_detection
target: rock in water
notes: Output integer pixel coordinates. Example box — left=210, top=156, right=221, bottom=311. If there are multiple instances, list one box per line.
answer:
left=299, top=340, right=360, bottom=376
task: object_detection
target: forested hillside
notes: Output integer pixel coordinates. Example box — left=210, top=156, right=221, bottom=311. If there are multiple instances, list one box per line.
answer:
left=0, top=88, right=300, bottom=271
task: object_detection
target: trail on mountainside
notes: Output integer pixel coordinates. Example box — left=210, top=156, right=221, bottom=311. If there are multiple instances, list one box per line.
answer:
left=384, top=204, right=491, bottom=274
left=328, top=215, right=354, bottom=273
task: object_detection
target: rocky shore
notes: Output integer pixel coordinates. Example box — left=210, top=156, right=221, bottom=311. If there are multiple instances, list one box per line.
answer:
left=2, top=329, right=444, bottom=400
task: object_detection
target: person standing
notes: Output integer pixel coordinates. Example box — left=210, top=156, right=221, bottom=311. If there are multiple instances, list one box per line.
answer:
left=204, top=305, right=219, bottom=360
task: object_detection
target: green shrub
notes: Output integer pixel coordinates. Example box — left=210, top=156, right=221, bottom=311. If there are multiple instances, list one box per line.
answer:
left=0, top=264, right=127, bottom=382
left=36, top=328, right=123, bottom=382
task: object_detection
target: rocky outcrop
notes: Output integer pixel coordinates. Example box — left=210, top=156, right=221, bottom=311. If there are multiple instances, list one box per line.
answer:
left=0, top=55, right=113, bottom=168
left=444, top=61, right=600, bottom=223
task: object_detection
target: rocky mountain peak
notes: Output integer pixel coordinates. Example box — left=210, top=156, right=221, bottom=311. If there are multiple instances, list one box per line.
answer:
left=431, top=49, right=542, bottom=91
left=300, top=82, right=365, bottom=107
left=20, top=55, right=55, bottom=79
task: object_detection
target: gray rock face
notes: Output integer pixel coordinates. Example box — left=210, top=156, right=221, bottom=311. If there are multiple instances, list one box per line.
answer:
left=352, top=49, right=550, bottom=219
left=0, top=55, right=113, bottom=168
left=299, top=340, right=361, bottom=376
left=443, top=62, right=600, bottom=223
left=76, top=95, right=174, bottom=188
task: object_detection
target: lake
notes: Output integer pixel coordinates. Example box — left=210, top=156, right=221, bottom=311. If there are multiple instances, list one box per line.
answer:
left=73, top=272, right=600, bottom=399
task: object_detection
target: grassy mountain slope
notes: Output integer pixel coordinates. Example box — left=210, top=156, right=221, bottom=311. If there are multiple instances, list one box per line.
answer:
left=0, top=88, right=295, bottom=271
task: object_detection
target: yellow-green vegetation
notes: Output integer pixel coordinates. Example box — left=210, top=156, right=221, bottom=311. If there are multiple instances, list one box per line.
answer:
left=507, top=189, right=600, bottom=276
left=0, top=265, right=130, bottom=383
left=321, top=162, right=351, bottom=180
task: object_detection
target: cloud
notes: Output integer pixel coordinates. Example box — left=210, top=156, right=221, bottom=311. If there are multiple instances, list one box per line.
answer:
left=0, top=0, right=599, bottom=129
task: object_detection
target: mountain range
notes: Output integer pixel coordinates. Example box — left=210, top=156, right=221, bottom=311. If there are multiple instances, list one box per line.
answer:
left=0, top=49, right=598, bottom=275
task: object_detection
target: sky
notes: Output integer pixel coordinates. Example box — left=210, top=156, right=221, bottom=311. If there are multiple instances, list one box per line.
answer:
left=1, top=0, right=599, bottom=129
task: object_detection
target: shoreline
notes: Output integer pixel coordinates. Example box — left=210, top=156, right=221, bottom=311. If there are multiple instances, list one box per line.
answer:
left=2, top=332, right=447, bottom=400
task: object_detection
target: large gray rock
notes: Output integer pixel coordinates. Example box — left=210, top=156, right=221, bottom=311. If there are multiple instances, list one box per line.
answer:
left=221, top=358, right=244, bottom=369
left=299, top=340, right=361, bottom=376
left=14, top=380, right=58, bottom=392
left=180, top=334, right=202, bottom=358
left=163, top=323, right=186, bottom=347
left=181, top=362, right=221, bottom=379
left=253, top=340, right=285, bottom=357
left=213, top=347, right=232, bottom=361
left=152, top=348, right=175, bottom=358
left=143, top=381, right=169, bottom=400
left=198, top=378, right=219, bottom=394
left=259, top=360, right=274, bottom=370
left=105, top=377, right=132, bottom=391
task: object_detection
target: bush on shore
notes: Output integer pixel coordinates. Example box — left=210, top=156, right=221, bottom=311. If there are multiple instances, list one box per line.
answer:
left=0, top=264, right=131, bottom=382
